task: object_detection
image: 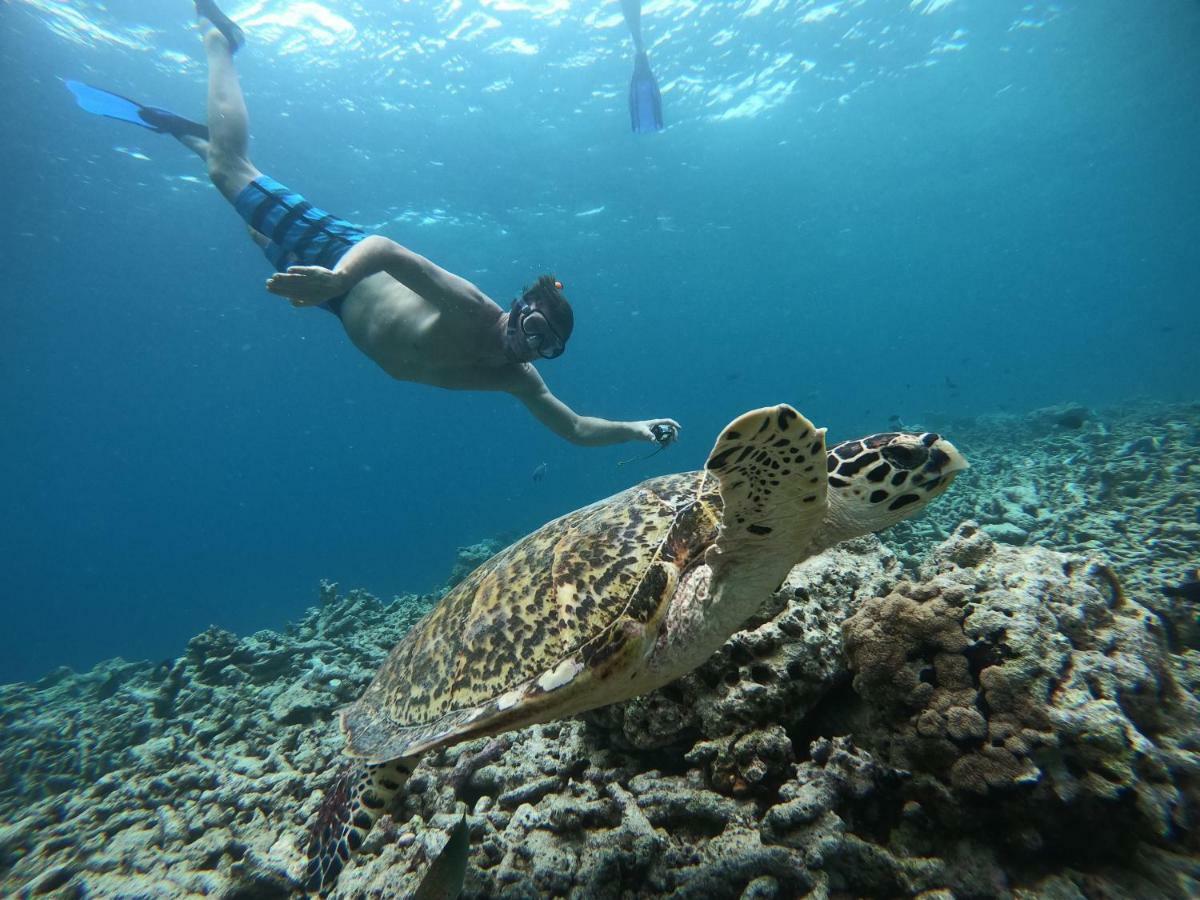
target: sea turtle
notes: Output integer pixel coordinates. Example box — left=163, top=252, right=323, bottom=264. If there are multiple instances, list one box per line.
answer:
left=305, top=404, right=967, bottom=891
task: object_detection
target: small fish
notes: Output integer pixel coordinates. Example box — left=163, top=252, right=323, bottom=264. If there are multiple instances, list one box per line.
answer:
left=1163, top=569, right=1200, bottom=603
left=945, top=375, right=959, bottom=390
left=412, top=816, right=469, bottom=900
left=532, top=462, right=549, bottom=482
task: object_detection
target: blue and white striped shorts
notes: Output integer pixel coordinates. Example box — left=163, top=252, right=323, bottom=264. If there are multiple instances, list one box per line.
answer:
left=233, top=175, right=366, bottom=316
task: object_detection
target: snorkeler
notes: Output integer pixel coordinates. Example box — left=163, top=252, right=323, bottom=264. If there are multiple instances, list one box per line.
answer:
left=67, top=1, right=679, bottom=450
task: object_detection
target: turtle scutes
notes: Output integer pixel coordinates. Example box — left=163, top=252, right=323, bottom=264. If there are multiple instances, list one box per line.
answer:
left=304, top=404, right=967, bottom=893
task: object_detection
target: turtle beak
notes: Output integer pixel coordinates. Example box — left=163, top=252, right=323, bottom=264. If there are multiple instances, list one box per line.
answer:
left=931, top=438, right=969, bottom=476
left=915, top=437, right=968, bottom=492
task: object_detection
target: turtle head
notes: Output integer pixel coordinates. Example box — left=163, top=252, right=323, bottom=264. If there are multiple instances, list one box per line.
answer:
left=820, top=431, right=967, bottom=544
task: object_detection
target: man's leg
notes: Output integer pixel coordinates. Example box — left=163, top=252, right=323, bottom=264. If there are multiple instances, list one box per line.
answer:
left=175, top=24, right=366, bottom=315
left=196, top=29, right=261, bottom=202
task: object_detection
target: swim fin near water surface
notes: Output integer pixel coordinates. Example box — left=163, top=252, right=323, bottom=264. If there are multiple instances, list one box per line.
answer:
left=629, top=49, right=663, bottom=133
left=620, top=0, right=663, bottom=133
left=65, top=81, right=210, bottom=141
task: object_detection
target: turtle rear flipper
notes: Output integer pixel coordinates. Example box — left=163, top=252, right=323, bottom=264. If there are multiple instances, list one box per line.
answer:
left=305, top=758, right=417, bottom=893
left=703, top=404, right=828, bottom=579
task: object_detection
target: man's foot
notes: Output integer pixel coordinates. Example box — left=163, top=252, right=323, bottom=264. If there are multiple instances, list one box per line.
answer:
left=195, top=0, right=245, bottom=53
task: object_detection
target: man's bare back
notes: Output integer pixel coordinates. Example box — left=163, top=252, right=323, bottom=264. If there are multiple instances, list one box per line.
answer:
left=338, top=272, right=519, bottom=391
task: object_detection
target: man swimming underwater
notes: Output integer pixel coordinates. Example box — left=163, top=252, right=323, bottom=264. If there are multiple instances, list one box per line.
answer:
left=68, top=0, right=680, bottom=448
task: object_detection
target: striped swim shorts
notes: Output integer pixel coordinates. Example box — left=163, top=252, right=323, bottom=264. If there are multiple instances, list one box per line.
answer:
left=233, top=175, right=367, bottom=316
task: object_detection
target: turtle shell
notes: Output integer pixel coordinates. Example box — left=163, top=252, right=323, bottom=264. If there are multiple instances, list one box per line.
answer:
left=340, top=470, right=721, bottom=763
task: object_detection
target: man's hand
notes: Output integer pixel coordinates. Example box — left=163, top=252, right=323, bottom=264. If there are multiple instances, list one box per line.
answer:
left=632, top=418, right=681, bottom=445
left=265, top=266, right=350, bottom=307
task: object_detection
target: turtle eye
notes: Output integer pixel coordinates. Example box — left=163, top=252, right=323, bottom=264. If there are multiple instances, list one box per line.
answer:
left=882, top=443, right=928, bottom=470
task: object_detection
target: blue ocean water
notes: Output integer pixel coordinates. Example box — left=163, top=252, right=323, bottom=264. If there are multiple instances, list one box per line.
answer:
left=1, top=0, right=1196, bottom=685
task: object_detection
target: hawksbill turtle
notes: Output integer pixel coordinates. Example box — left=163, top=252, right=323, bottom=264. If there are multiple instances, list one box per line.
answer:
left=305, top=404, right=967, bottom=891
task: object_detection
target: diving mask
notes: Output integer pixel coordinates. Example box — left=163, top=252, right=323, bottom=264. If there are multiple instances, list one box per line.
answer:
left=509, top=294, right=567, bottom=359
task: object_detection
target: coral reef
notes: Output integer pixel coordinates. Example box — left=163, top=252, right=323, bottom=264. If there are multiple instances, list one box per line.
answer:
left=1, top=401, right=1198, bottom=898
left=890, top=400, right=1200, bottom=647
left=843, top=523, right=1200, bottom=868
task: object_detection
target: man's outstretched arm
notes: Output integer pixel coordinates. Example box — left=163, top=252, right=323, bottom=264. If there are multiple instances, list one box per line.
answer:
left=512, top=374, right=680, bottom=447
left=265, top=235, right=493, bottom=315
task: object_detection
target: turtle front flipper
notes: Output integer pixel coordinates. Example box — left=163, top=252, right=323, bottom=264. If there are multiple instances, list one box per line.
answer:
left=703, top=404, right=828, bottom=579
left=304, top=757, right=417, bottom=893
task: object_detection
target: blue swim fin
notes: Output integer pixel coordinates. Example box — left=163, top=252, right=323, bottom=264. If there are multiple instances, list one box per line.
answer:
left=629, top=50, right=663, bottom=133
left=65, top=80, right=209, bottom=141
left=621, top=0, right=663, bottom=133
